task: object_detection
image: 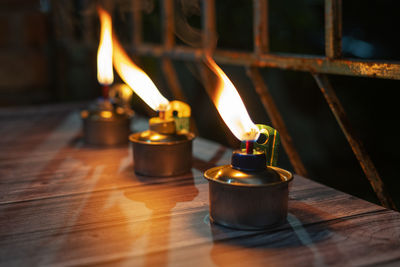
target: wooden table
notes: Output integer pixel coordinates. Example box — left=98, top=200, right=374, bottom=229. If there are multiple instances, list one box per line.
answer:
left=1, top=103, right=400, bottom=266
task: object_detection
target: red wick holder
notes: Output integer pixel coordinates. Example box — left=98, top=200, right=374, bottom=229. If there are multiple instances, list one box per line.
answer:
left=245, top=140, right=254, bottom=154
left=158, top=110, right=166, bottom=120
left=102, top=84, right=110, bottom=99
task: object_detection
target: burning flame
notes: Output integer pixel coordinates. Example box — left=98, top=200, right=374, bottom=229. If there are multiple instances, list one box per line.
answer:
left=204, top=56, right=259, bottom=141
left=97, top=6, right=114, bottom=85
left=112, top=35, right=169, bottom=111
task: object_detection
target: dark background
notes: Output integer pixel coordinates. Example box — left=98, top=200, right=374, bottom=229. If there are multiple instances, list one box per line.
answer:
left=0, top=0, right=398, bottom=208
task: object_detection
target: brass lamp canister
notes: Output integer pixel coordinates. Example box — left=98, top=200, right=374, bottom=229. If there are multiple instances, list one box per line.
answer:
left=81, top=107, right=130, bottom=146
left=204, top=148, right=293, bottom=230
left=130, top=116, right=195, bottom=177
left=81, top=84, right=133, bottom=146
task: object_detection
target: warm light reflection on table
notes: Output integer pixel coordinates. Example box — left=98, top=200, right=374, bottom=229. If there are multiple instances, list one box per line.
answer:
left=1, top=104, right=400, bottom=266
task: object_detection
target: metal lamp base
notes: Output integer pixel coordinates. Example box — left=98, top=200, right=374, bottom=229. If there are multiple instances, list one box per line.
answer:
left=207, top=168, right=292, bottom=230
left=81, top=109, right=131, bottom=146
left=204, top=151, right=293, bottom=230
left=129, top=131, right=195, bottom=177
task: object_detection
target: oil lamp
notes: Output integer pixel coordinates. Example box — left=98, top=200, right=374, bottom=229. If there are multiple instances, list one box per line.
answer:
left=112, top=33, right=195, bottom=177
left=203, top=57, right=293, bottom=230
left=81, top=6, right=132, bottom=146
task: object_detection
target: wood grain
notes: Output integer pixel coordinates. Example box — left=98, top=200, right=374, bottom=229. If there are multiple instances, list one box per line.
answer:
left=0, top=104, right=399, bottom=266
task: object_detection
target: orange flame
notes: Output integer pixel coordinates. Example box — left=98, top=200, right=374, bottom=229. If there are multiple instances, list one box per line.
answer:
left=112, top=35, right=169, bottom=111
left=97, top=6, right=114, bottom=85
left=204, top=56, right=259, bottom=141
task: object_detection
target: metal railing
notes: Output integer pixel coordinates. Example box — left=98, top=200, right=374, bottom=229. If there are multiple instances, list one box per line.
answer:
left=125, top=0, right=398, bottom=210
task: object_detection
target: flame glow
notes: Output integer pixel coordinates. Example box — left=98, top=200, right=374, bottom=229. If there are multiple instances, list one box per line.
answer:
left=97, top=7, right=114, bottom=85
left=204, top=57, right=259, bottom=141
left=112, top=35, right=169, bottom=111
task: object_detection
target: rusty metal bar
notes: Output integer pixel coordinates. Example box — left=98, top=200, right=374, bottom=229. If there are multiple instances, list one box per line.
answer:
left=247, top=67, right=308, bottom=176
left=202, top=0, right=216, bottom=54
left=126, top=0, right=398, bottom=211
left=161, top=0, right=174, bottom=49
left=159, top=0, right=197, bottom=133
left=313, top=74, right=397, bottom=210
left=132, top=0, right=142, bottom=46
left=129, top=44, right=400, bottom=80
left=251, top=0, right=308, bottom=175
left=82, top=6, right=95, bottom=45
left=253, top=0, right=269, bottom=55
left=161, top=60, right=186, bottom=101
left=160, top=0, right=185, bottom=101
left=325, top=0, right=342, bottom=58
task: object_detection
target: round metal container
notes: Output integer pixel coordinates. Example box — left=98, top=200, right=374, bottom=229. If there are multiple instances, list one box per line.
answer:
left=204, top=153, right=293, bottom=230
left=129, top=130, right=195, bottom=177
left=81, top=109, right=131, bottom=146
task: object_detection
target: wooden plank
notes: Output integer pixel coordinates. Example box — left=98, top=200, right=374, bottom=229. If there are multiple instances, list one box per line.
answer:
left=1, top=104, right=400, bottom=266
left=0, top=172, right=392, bottom=265
left=0, top=121, right=219, bottom=204
left=0, top=105, right=223, bottom=204
left=0, top=174, right=385, bottom=238
left=104, top=209, right=400, bottom=267
left=0, top=176, right=395, bottom=266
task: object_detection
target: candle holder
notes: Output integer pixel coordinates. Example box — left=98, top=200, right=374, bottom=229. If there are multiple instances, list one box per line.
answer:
left=81, top=99, right=132, bottom=146
left=129, top=117, right=195, bottom=177
left=204, top=150, right=293, bottom=230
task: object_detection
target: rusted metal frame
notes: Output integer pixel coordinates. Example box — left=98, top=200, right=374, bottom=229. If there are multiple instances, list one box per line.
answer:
left=200, top=0, right=217, bottom=102
left=253, top=0, right=269, bottom=55
left=313, top=73, right=397, bottom=210
left=82, top=4, right=95, bottom=45
left=200, top=0, right=217, bottom=106
left=161, top=60, right=187, bottom=101
left=219, top=51, right=400, bottom=80
left=159, top=0, right=198, bottom=133
left=202, top=0, right=217, bottom=54
left=199, top=0, right=239, bottom=145
left=325, top=0, right=342, bottom=58
left=128, top=0, right=397, bottom=211
left=247, top=67, right=308, bottom=176
left=161, top=0, right=175, bottom=49
left=251, top=0, right=306, bottom=175
left=130, top=45, right=400, bottom=80
left=132, top=0, right=142, bottom=46
left=160, top=0, right=186, bottom=101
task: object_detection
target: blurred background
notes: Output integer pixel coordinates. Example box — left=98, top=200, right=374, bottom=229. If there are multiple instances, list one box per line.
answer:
left=0, top=0, right=399, bottom=207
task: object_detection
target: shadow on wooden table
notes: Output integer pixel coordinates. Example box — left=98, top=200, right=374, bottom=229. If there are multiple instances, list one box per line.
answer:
left=206, top=207, right=331, bottom=247
left=124, top=172, right=199, bottom=267
left=192, top=147, right=228, bottom=172
left=187, top=199, right=335, bottom=266
left=190, top=145, right=332, bottom=247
